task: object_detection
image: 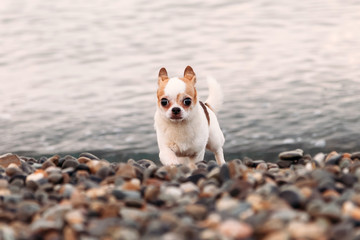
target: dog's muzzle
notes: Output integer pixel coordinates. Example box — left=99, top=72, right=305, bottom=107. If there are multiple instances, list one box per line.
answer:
left=170, top=107, right=182, bottom=120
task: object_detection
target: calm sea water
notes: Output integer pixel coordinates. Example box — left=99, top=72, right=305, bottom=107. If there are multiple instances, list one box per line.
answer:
left=1, top=0, right=360, bottom=162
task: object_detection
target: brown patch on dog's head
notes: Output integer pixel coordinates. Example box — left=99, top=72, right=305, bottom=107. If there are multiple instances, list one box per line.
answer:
left=181, top=66, right=197, bottom=105
left=157, top=67, right=169, bottom=101
left=182, top=66, right=196, bottom=83
left=158, top=67, right=168, bottom=83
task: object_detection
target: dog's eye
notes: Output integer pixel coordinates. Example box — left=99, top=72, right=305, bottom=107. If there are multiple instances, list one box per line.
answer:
left=161, top=98, right=169, bottom=107
left=183, top=98, right=191, bottom=106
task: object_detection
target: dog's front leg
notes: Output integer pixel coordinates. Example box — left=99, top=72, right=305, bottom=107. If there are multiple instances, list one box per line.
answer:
left=159, top=147, right=179, bottom=165
left=214, top=148, right=225, bottom=165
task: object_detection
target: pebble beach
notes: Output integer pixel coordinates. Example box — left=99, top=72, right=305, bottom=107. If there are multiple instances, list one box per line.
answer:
left=1, top=150, right=360, bottom=240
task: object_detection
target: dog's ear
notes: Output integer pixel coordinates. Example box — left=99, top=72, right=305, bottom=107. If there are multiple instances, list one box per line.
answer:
left=184, top=66, right=196, bottom=83
left=158, top=67, right=168, bottom=84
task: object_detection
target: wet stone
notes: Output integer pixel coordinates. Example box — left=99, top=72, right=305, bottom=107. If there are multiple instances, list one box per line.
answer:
left=325, top=153, right=343, bottom=166
left=277, top=160, right=292, bottom=168
left=0, top=179, right=9, bottom=188
left=216, top=197, right=239, bottom=212
left=95, top=166, right=114, bottom=179
left=154, top=167, right=168, bottom=180
left=350, top=152, right=360, bottom=160
left=125, top=198, right=144, bottom=208
left=329, top=222, right=354, bottom=240
left=32, top=163, right=43, bottom=169
left=279, top=149, right=304, bottom=161
left=279, top=189, right=303, bottom=209
left=186, top=173, right=206, bottom=184
left=41, top=160, right=56, bottom=170
left=313, top=152, right=326, bottom=166
left=74, top=164, right=91, bottom=174
left=256, top=162, right=268, bottom=171
left=243, top=157, right=255, bottom=167
left=116, top=163, right=136, bottom=180
left=62, top=159, right=79, bottom=169
left=5, top=165, right=23, bottom=177
left=111, top=228, right=140, bottom=240
left=57, top=156, right=69, bottom=167
left=207, top=167, right=220, bottom=180
left=144, top=219, right=173, bottom=236
left=339, top=174, right=358, bottom=188
left=144, top=185, right=160, bottom=203
left=288, top=221, right=326, bottom=240
left=17, top=201, right=40, bottom=222
left=159, top=186, right=182, bottom=203
left=20, top=161, right=35, bottom=174
left=219, top=164, right=230, bottom=183
left=196, top=161, right=208, bottom=170
left=0, top=154, right=21, bottom=168
left=137, top=159, right=157, bottom=169
left=48, top=173, right=63, bottom=184
left=185, top=204, right=208, bottom=220
left=340, top=158, right=352, bottom=169
left=38, top=156, right=47, bottom=164
left=180, top=181, right=199, bottom=193
left=59, top=184, right=74, bottom=198
left=218, top=219, right=253, bottom=239
left=252, top=160, right=266, bottom=167
left=79, top=152, right=100, bottom=160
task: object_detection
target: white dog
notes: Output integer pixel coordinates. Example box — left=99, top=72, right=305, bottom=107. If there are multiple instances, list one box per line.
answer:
left=154, top=66, right=225, bottom=169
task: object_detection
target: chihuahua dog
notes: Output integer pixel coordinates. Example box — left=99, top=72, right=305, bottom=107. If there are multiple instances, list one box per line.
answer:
left=154, top=66, right=225, bottom=169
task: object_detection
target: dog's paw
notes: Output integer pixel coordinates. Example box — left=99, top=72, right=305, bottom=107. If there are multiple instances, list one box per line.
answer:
left=159, top=151, right=179, bottom=165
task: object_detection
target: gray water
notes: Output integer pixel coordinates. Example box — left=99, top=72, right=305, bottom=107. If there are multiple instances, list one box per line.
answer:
left=1, top=0, right=360, bottom=161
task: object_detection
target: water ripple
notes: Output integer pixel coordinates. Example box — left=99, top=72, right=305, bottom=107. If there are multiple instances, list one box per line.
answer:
left=0, top=0, right=360, bottom=160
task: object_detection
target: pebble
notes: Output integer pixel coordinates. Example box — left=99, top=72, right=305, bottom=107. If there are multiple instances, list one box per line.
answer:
left=137, top=159, right=157, bottom=169
left=278, top=149, right=304, bottom=161
left=313, top=152, right=326, bottom=166
left=65, top=210, right=85, bottom=231
left=277, top=160, right=292, bottom=168
left=5, top=164, right=23, bottom=177
left=87, top=160, right=110, bottom=174
left=144, top=185, right=160, bottom=203
left=48, top=172, right=63, bottom=184
left=180, top=181, right=199, bottom=193
left=256, top=162, right=268, bottom=171
left=185, top=204, right=207, bottom=220
left=159, top=186, right=182, bottom=203
left=26, top=170, right=47, bottom=183
left=95, top=166, right=113, bottom=179
left=216, top=197, right=239, bottom=212
left=116, top=163, right=136, bottom=179
left=186, top=173, right=206, bottom=184
left=0, top=153, right=21, bottom=168
left=62, top=158, right=79, bottom=169
left=288, top=221, right=326, bottom=240
left=279, top=188, right=303, bottom=209
left=17, top=201, right=41, bottom=222
left=218, top=219, right=253, bottom=239
left=0, top=149, right=359, bottom=239
left=202, top=184, right=219, bottom=198
left=79, top=152, right=100, bottom=160
left=218, top=165, right=230, bottom=182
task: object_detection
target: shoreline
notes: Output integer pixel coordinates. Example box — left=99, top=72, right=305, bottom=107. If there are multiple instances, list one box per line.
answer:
left=0, top=149, right=359, bottom=239
left=7, top=143, right=360, bottom=164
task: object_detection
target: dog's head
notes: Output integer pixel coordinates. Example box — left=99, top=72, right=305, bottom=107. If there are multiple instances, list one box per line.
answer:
left=157, top=66, right=197, bottom=121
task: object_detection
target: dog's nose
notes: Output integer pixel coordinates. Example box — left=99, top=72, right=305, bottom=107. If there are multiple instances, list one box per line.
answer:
left=172, top=107, right=181, bottom=115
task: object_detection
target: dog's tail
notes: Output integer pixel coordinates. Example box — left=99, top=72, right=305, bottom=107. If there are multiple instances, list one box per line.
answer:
left=205, top=76, right=223, bottom=113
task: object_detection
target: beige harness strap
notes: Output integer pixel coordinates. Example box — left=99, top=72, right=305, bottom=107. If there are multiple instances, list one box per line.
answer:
left=199, top=101, right=210, bottom=125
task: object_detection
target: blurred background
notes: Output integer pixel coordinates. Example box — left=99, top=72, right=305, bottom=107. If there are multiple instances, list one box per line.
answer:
left=0, top=0, right=360, bottom=162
